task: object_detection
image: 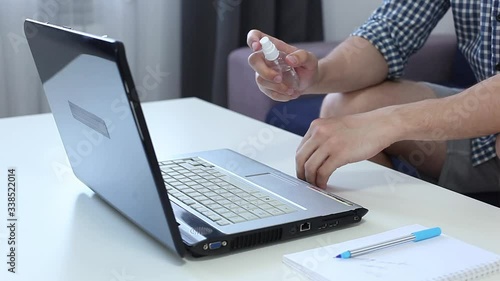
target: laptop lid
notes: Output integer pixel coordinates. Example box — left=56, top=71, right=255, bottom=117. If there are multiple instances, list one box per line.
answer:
left=24, top=19, right=186, bottom=257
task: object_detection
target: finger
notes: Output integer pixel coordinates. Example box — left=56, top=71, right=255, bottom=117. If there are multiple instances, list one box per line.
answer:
left=246, top=29, right=298, bottom=54
left=247, top=29, right=267, bottom=51
left=304, top=147, right=329, bottom=186
left=286, top=49, right=318, bottom=70
left=269, top=37, right=298, bottom=55
left=263, top=88, right=299, bottom=102
left=256, top=74, right=293, bottom=95
left=312, top=143, right=372, bottom=188
left=315, top=156, right=344, bottom=188
left=248, top=52, right=281, bottom=82
left=256, top=71, right=301, bottom=101
left=295, top=127, right=314, bottom=180
left=296, top=136, right=321, bottom=180
left=297, top=119, right=319, bottom=153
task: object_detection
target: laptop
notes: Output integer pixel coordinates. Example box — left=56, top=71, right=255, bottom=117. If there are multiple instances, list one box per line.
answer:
left=24, top=19, right=368, bottom=257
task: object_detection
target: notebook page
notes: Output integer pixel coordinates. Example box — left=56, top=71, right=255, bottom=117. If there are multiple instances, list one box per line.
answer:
left=283, top=224, right=500, bottom=281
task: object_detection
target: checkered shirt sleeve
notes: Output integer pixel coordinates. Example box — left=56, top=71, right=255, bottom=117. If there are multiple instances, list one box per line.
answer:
left=351, top=0, right=451, bottom=79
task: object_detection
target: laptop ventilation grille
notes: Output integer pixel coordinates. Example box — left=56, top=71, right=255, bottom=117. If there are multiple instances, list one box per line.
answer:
left=230, top=228, right=283, bottom=250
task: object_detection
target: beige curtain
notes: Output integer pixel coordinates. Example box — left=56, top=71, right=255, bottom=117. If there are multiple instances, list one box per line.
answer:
left=0, top=0, right=181, bottom=118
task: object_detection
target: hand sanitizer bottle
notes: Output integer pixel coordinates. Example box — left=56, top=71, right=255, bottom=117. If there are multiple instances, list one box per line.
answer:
left=260, top=37, right=299, bottom=94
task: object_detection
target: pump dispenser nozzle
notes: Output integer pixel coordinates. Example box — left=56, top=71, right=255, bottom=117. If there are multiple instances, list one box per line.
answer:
left=260, top=37, right=279, bottom=61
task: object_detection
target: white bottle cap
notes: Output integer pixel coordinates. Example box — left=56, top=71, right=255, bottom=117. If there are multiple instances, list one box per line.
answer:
left=260, top=36, right=279, bottom=61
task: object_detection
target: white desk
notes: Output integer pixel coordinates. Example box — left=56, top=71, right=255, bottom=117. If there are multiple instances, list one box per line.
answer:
left=1, top=98, right=499, bottom=281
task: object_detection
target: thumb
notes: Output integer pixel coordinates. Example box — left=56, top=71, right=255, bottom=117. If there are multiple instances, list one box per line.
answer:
left=285, top=49, right=318, bottom=70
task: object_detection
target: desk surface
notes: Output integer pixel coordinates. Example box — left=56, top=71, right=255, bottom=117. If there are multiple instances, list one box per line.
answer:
left=1, top=98, right=499, bottom=281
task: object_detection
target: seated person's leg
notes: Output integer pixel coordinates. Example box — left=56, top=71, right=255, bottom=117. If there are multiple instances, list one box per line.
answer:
left=438, top=138, right=500, bottom=207
left=320, top=80, right=437, bottom=119
left=380, top=82, right=459, bottom=180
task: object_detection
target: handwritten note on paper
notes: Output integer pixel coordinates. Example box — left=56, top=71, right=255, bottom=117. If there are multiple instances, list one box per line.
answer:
left=283, top=224, right=500, bottom=281
left=356, top=258, right=409, bottom=279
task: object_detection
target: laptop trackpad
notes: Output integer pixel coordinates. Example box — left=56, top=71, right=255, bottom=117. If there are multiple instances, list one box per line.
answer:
left=245, top=172, right=302, bottom=189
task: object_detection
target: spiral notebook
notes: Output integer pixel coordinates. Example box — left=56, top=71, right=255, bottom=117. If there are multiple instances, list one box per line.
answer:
left=283, top=224, right=500, bottom=281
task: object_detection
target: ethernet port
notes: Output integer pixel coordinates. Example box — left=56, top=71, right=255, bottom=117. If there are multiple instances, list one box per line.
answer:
left=299, top=222, right=311, bottom=232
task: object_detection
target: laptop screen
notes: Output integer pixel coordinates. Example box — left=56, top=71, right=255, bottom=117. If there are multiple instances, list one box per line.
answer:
left=25, top=19, right=185, bottom=256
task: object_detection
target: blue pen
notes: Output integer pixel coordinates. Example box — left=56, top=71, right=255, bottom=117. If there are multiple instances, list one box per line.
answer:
left=336, top=227, right=442, bottom=259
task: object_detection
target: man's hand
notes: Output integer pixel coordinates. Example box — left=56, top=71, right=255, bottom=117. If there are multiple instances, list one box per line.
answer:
left=296, top=112, right=396, bottom=188
left=247, top=29, right=320, bottom=102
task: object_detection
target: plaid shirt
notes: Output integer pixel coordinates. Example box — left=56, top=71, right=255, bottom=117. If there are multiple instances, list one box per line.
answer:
left=352, top=0, right=498, bottom=166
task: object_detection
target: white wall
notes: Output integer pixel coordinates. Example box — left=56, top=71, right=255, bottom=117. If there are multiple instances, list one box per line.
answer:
left=322, top=0, right=455, bottom=42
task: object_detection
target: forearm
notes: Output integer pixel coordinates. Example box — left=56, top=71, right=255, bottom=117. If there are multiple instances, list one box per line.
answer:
left=383, top=76, right=500, bottom=143
left=306, top=36, right=389, bottom=94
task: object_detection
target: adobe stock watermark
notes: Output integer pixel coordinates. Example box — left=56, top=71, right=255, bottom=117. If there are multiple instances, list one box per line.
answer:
left=384, top=77, right=500, bottom=189
left=221, top=105, right=297, bottom=175
left=408, top=80, right=496, bottom=169
left=282, top=229, right=408, bottom=281
left=50, top=65, right=170, bottom=182
left=238, top=105, right=297, bottom=159
left=222, top=125, right=282, bottom=176
left=8, top=0, right=70, bottom=54
left=213, top=0, right=242, bottom=21
left=267, top=106, right=298, bottom=130
left=281, top=234, right=344, bottom=281
left=383, top=165, right=412, bottom=193
left=110, top=268, right=135, bottom=281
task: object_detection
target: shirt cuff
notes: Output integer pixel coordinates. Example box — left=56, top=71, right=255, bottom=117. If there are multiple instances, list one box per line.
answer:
left=351, top=20, right=406, bottom=79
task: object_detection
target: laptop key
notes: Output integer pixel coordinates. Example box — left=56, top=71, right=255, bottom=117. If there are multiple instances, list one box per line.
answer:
left=266, top=208, right=285, bottom=216
left=179, top=162, right=197, bottom=170
left=216, top=219, right=231, bottom=226
left=212, top=207, right=230, bottom=214
left=260, top=203, right=275, bottom=210
left=196, top=187, right=211, bottom=193
left=207, top=214, right=222, bottom=221
left=239, top=212, right=259, bottom=220
left=276, top=205, right=296, bottom=213
left=174, top=193, right=190, bottom=202
left=247, top=198, right=262, bottom=205
left=227, top=216, right=246, bottom=223
left=182, top=198, right=197, bottom=206
left=190, top=176, right=203, bottom=181
left=176, top=185, right=192, bottom=191
left=210, top=195, right=224, bottom=202
left=239, top=203, right=256, bottom=211
left=231, top=207, right=248, bottom=213
left=249, top=209, right=272, bottom=218
left=182, top=180, right=198, bottom=186
left=199, top=199, right=215, bottom=206
left=191, top=204, right=207, bottom=212
left=205, top=202, right=224, bottom=210
left=183, top=189, right=199, bottom=196
left=218, top=199, right=232, bottom=206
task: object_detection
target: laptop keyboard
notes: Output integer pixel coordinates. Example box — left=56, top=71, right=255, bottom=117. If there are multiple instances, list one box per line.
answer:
left=159, top=158, right=297, bottom=226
